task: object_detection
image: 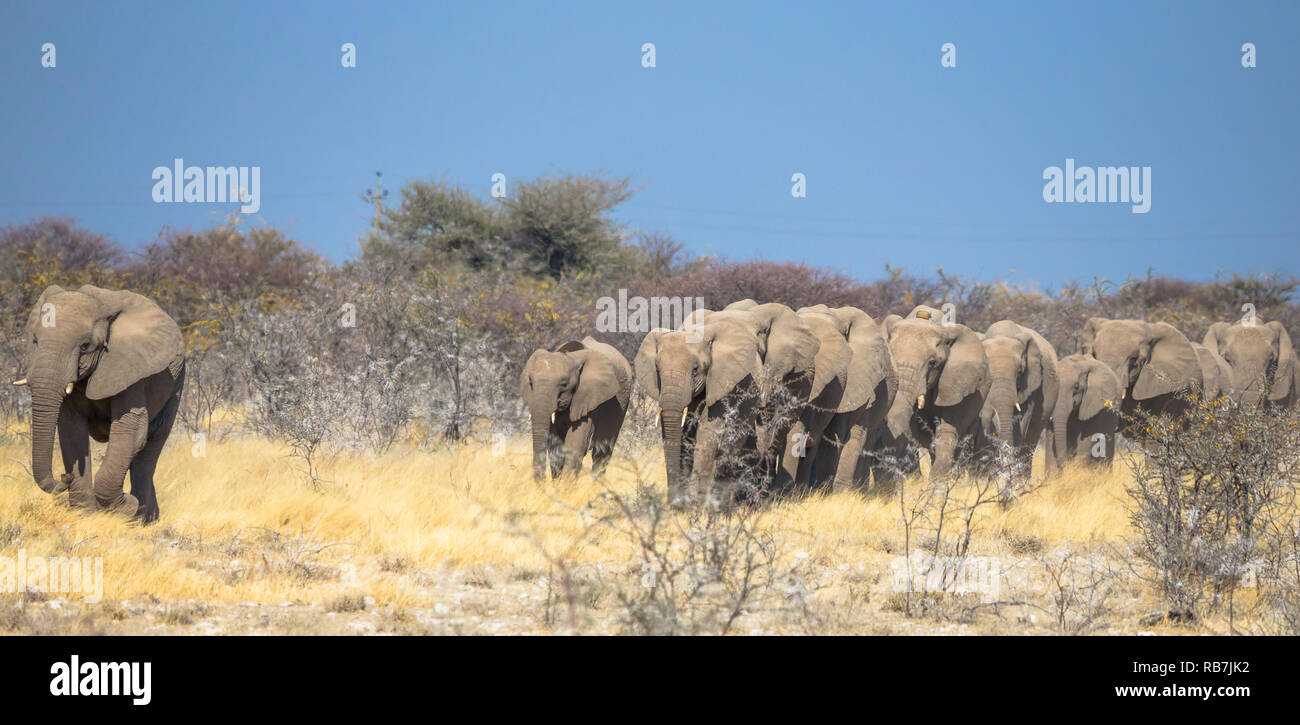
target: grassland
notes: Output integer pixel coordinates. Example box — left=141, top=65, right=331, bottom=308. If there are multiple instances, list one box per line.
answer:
left=0, top=426, right=1231, bottom=635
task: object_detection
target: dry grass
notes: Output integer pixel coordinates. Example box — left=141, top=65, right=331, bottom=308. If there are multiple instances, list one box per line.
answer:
left=0, top=427, right=1158, bottom=634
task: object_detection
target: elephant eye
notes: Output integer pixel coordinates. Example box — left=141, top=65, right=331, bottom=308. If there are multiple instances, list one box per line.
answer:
left=80, top=341, right=90, bottom=352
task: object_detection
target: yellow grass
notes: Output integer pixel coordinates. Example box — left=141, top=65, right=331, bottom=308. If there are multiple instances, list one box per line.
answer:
left=0, top=431, right=1137, bottom=614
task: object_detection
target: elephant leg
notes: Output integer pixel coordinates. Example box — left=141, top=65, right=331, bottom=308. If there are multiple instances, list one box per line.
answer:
left=795, top=408, right=835, bottom=489
left=589, top=401, right=626, bottom=479
left=57, top=407, right=94, bottom=510
left=773, top=419, right=806, bottom=493
left=93, top=401, right=150, bottom=516
left=691, top=412, right=723, bottom=497
left=128, top=392, right=180, bottom=524
left=831, top=419, right=869, bottom=493
left=929, top=420, right=960, bottom=479
left=562, top=419, right=594, bottom=476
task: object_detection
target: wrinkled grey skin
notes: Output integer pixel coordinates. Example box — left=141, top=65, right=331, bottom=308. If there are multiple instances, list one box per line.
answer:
left=520, top=337, right=631, bottom=480
left=975, top=320, right=1059, bottom=481
left=1080, top=318, right=1202, bottom=423
left=1051, top=354, right=1121, bottom=468
left=714, top=300, right=820, bottom=491
left=877, top=307, right=990, bottom=489
left=635, top=318, right=762, bottom=501
left=798, top=305, right=897, bottom=492
left=1203, top=320, right=1297, bottom=407
left=16, top=285, right=185, bottom=524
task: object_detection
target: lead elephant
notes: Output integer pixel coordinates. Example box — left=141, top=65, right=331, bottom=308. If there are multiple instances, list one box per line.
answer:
left=878, top=309, right=990, bottom=488
left=520, top=337, right=632, bottom=480
left=1080, top=318, right=1202, bottom=423
left=1203, top=319, right=1297, bottom=407
left=976, top=320, right=1059, bottom=481
left=635, top=317, right=762, bottom=500
left=1051, top=354, right=1121, bottom=468
left=798, top=305, right=896, bottom=492
left=14, top=285, right=185, bottom=524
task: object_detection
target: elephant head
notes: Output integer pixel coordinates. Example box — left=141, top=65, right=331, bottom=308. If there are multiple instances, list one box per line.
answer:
left=1054, top=354, right=1122, bottom=464
left=1204, top=320, right=1297, bottom=406
left=15, top=285, right=182, bottom=495
left=1081, top=318, right=1201, bottom=402
left=721, top=300, right=819, bottom=394
left=635, top=319, right=761, bottom=496
left=520, top=338, right=629, bottom=480
left=801, top=305, right=896, bottom=416
left=883, top=316, right=989, bottom=439
left=980, top=320, right=1059, bottom=447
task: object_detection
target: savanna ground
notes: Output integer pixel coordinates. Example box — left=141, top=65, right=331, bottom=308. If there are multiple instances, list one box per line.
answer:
left=0, top=417, right=1236, bottom=636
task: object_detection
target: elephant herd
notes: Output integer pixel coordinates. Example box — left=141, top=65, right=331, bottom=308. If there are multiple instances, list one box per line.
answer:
left=9, top=283, right=1297, bottom=524
left=525, top=301, right=1298, bottom=502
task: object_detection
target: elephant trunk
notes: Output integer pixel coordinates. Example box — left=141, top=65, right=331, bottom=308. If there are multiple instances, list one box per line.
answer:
left=529, top=395, right=558, bottom=480
left=29, top=349, right=73, bottom=493
left=658, top=374, right=692, bottom=500
left=886, top=363, right=925, bottom=440
left=988, top=380, right=1018, bottom=451
left=1053, top=384, right=1072, bottom=469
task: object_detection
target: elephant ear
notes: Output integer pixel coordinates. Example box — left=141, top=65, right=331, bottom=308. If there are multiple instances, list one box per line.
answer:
left=1133, top=322, right=1199, bottom=400
left=704, top=322, right=760, bottom=406
left=1080, top=317, right=1109, bottom=355
left=766, top=313, right=820, bottom=382
left=1080, top=362, right=1119, bottom=420
left=79, top=286, right=183, bottom=400
left=882, top=314, right=903, bottom=341
left=568, top=349, right=623, bottom=419
left=520, top=349, right=546, bottom=399
left=1266, top=321, right=1296, bottom=402
left=1024, top=328, right=1058, bottom=410
left=723, top=299, right=758, bottom=311
left=1189, top=344, right=1215, bottom=398
left=935, top=324, right=989, bottom=407
left=634, top=329, right=669, bottom=401
left=1203, top=322, right=1231, bottom=356
left=835, top=308, right=888, bottom=412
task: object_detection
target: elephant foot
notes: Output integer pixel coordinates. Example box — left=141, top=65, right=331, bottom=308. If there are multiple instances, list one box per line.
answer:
left=65, top=475, right=97, bottom=511
left=105, top=493, right=140, bottom=519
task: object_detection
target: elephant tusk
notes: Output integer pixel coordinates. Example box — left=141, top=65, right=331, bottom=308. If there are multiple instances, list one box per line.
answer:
left=680, top=409, right=688, bottom=428
left=65, top=382, right=74, bottom=395
left=1015, top=402, right=1022, bottom=413
left=550, top=411, right=556, bottom=425
left=11, top=378, right=26, bottom=387
left=916, top=394, right=925, bottom=408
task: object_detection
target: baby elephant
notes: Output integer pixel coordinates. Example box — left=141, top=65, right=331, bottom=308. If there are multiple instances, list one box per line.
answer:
left=1051, top=354, right=1121, bottom=469
left=520, top=337, right=632, bottom=480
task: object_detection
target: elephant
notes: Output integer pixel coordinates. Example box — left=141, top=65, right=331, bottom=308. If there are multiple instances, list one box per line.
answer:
left=708, top=300, right=820, bottom=491
left=1080, top=318, right=1202, bottom=422
left=976, top=320, right=1059, bottom=480
left=635, top=316, right=762, bottom=500
left=878, top=308, right=990, bottom=487
left=1190, top=342, right=1232, bottom=402
left=1051, top=354, right=1122, bottom=468
left=799, top=305, right=897, bottom=492
left=13, top=285, right=185, bottom=524
left=520, top=337, right=631, bottom=480
left=1203, top=319, right=1297, bottom=407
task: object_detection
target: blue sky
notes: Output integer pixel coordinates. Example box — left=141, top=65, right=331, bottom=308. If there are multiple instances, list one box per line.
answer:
left=1, top=1, right=1296, bottom=288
